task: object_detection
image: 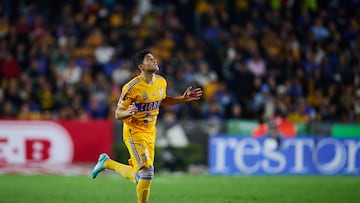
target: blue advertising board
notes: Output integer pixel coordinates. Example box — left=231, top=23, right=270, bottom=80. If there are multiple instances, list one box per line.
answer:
left=209, top=136, right=360, bottom=175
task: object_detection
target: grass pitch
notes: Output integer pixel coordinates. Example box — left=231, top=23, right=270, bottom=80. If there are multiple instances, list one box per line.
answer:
left=0, top=174, right=359, bottom=203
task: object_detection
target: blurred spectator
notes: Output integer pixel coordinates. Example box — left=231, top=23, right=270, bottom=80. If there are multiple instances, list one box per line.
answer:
left=111, top=62, right=132, bottom=86
left=247, top=52, right=266, bottom=77
left=311, top=18, right=330, bottom=41
left=50, top=46, right=71, bottom=75
left=353, top=88, right=360, bottom=122
left=1, top=52, right=21, bottom=79
left=0, top=0, right=358, bottom=123
left=339, top=85, right=355, bottom=122
left=227, top=102, right=243, bottom=119
left=252, top=84, right=275, bottom=120
left=0, top=16, right=10, bottom=38
left=94, top=40, right=115, bottom=65
left=273, top=112, right=296, bottom=137
left=194, top=61, right=216, bottom=86
left=215, top=82, right=236, bottom=111
left=201, top=98, right=224, bottom=121
left=85, top=93, right=108, bottom=119
left=103, top=55, right=122, bottom=80
left=62, top=60, right=82, bottom=85
left=288, top=97, right=316, bottom=124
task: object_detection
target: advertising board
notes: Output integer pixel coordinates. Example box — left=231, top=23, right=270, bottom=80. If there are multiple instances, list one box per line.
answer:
left=209, top=136, right=360, bottom=175
left=0, top=120, right=113, bottom=165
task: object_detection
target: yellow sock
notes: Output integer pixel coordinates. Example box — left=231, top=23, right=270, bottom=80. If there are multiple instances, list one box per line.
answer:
left=136, top=179, right=152, bottom=203
left=136, top=169, right=154, bottom=203
left=104, top=159, right=136, bottom=184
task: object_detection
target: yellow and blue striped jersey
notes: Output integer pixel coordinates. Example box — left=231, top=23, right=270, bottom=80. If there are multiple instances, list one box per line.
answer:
left=117, top=74, right=167, bottom=139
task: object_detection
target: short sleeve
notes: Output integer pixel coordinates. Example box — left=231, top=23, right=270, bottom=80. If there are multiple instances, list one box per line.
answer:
left=117, top=87, right=134, bottom=110
left=162, top=79, right=167, bottom=99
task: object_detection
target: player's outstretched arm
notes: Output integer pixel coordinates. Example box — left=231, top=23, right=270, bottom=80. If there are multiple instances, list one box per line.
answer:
left=161, top=86, right=202, bottom=106
left=115, top=102, right=138, bottom=120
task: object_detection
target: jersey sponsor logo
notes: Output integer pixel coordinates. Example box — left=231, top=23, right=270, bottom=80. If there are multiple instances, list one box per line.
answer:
left=135, top=100, right=162, bottom=112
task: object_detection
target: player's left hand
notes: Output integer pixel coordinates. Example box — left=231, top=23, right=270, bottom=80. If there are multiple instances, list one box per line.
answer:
left=183, top=86, right=202, bottom=101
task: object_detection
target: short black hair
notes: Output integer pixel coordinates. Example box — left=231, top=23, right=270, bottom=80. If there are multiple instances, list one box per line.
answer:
left=132, top=49, right=152, bottom=68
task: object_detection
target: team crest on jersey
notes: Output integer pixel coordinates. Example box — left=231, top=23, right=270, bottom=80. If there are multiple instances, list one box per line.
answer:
left=142, top=92, right=148, bottom=100
left=152, top=92, right=156, bottom=97
left=158, top=88, right=163, bottom=97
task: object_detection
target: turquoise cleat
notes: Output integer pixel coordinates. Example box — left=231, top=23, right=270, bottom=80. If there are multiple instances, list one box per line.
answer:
left=91, top=153, right=109, bottom=179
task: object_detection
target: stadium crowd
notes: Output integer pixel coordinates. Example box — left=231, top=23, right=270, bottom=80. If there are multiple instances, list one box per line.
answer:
left=0, top=0, right=360, bottom=123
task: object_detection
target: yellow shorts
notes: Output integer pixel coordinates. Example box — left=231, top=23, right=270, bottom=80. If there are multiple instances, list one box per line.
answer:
left=124, top=137, right=155, bottom=170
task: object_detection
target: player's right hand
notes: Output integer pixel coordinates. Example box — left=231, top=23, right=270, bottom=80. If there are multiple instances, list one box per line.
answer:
left=127, top=102, right=138, bottom=116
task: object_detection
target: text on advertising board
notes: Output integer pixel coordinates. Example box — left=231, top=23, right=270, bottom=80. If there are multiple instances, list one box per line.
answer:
left=209, top=136, right=360, bottom=175
left=0, top=121, right=73, bottom=165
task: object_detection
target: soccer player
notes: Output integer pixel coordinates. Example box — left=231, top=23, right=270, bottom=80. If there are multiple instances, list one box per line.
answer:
left=91, top=49, right=202, bottom=203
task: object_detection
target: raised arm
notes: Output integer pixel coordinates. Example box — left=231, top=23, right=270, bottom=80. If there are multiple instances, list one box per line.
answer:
left=161, top=86, right=202, bottom=106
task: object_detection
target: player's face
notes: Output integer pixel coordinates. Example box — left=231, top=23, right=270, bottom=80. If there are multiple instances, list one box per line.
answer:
left=140, top=53, right=159, bottom=73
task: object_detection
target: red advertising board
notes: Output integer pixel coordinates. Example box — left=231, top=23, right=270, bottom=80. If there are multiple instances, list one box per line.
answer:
left=0, top=120, right=113, bottom=165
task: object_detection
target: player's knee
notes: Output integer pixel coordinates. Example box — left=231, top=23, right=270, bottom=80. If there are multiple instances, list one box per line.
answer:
left=141, top=165, right=154, bottom=170
left=138, top=166, right=154, bottom=181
